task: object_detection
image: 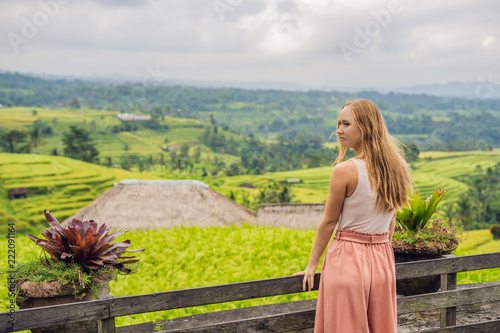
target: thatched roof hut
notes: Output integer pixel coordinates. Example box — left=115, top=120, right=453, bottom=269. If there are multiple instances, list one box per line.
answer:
left=257, top=203, right=326, bottom=229
left=8, top=187, right=31, bottom=199
left=65, top=179, right=257, bottom=230
left=239, top=183, right=255, bottom=188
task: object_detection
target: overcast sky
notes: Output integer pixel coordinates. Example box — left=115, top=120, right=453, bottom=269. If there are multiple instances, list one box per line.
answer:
left=0, top=0, right=499, bottom=90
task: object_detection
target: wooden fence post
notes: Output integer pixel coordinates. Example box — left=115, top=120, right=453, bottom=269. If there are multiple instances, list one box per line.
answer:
left=440, top=255, right=457, bottom=328
left=98, top=293, right=116, bottom=333
left=99, top=317, right=116, bottom=333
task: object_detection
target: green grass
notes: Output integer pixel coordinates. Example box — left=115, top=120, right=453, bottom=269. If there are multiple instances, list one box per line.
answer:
left=454, top=229, right=500, bottom=284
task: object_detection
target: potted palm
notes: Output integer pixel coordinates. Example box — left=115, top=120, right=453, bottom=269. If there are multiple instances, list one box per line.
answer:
left=11, top=209, right=144, bottom=332
left=392, top=189, right=464, bottom=295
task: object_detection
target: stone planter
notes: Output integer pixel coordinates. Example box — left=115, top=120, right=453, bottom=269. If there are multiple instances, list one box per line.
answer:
left=392, top=239, right=458, bottom=296
left=16, top=269, right=114, bottom=333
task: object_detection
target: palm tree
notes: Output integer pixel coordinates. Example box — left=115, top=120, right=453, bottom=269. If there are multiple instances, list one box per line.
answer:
left=455, top=195, right=474, bottom=230
left=29, top=125, right=42, bottom=148
left=440, top=202, right=456, bottom=225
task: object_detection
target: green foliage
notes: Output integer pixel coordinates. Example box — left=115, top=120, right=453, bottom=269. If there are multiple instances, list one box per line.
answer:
left=62, top=125, right=99, bottom=163
left=403, top=143, right=420, bottom=167
left=490, top=224, right=500, bottom=240
left=70, top=97, right=80, bottom=109
left=0, top=129, right=30, bottom=153
left=393, top=219, right=464, bottom=245
left=256, top=181, right=295, bottom=206
left=396, top=189, right=447, bottom=231
left=4, top=259, right=98, bottom=285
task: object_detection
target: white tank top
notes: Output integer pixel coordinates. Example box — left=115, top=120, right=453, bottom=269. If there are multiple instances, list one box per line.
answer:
left=337, top=158, right=394, bottom=233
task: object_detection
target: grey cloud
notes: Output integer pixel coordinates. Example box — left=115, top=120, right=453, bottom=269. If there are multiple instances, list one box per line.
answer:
left=0, top=0, right=498, bottom=89
left=91, top=0, right=151, bottom=7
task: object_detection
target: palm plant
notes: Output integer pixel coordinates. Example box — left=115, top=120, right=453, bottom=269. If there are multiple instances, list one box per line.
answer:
left=396, top=188, right=447, bottom=232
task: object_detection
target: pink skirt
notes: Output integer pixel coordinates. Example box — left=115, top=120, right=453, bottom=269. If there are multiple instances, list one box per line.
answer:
left=314, top=228, right=397, bottom=333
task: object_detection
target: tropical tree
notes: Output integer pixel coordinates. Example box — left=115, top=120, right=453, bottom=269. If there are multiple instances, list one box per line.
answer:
left=440, top=202, right=456, bottom=225
left=28, top=124, right=42, bottom=148
left=454, top=195, right=475, bottom=230
left=0, top=129, right=30, bottom=153
left=70, top=97, right=80, bottom=109
left=62, top=125, right=99, bottom=163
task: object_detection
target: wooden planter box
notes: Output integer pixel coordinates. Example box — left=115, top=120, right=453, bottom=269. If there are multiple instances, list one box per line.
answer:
left=16, top=270, right=114, bottom=333
left=392, top=239, right=458, bottom=296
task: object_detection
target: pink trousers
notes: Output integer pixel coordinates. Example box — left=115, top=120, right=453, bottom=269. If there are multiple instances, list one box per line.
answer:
left=314, top=229, right=397, bottom=333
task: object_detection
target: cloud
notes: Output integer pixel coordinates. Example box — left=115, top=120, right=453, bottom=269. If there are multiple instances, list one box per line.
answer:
left=0, top=0, right=498, bottom=89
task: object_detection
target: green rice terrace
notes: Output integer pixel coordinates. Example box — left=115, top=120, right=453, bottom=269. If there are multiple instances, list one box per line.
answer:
left=1, top=149, right=499, bottom=233
left=0, top=106, right=241, bottom=164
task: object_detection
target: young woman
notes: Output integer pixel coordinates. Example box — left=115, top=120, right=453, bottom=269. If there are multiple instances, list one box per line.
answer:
left=293, top=99, right=413, bottom=332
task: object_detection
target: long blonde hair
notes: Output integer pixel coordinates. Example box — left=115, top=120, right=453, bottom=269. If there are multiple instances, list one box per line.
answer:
left=333, top=99, right=413, bottom=212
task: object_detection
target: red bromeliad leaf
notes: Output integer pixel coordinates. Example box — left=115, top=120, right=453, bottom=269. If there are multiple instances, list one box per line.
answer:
left=111, top=263, right=133, bottom=274
left=84, top=222, right=97, bottom=239
left=44, top=209, right=60, bottom=224
left=61, top=252, right=74, bottom=259
left=101, top=230, right=127, bottom=246
left=69, top=226, right=82, bottom=243
left=62, top=228, right=78, bottom=246
left=82, top=220, right=91, bottom=236
left=99, top=253, right=119, bottom=261
left=28, top=210, right=144, bottom=274
left=72, top=219, right=85, bottom=239
left=92, top=243, right=113, bottom=257
left=116, top=259, right=139, bottom=265
left=124, top=249, right=145, bottom=253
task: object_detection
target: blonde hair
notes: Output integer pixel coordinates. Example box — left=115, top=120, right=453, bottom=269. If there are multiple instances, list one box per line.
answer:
left=331, top=99, right=413, bottom=212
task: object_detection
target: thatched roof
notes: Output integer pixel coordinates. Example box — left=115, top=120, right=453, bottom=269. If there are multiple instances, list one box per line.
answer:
left=257, top=203, right=326, bottom=229
left=65, top=179, right=257, bottom=230
left=8, top=187, right=31, bottom=199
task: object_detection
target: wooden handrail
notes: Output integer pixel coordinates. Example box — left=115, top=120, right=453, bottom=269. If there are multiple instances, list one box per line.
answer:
left=1, top=252, right=499, bottom=332
left=395, top=252, right=500, bottom=279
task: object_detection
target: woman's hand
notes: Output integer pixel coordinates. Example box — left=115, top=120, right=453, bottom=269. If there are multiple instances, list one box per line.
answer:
left=293, top=265, right=317, bottom=291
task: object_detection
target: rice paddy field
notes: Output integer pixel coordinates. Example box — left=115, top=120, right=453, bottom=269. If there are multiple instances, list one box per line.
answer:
left=0, top=227, right=498, bottom=329
left=0, top=153, right=154, bottom=233
left=215, top=148, right=500, bottom=207
left=0, top=107, right=239, bottom=162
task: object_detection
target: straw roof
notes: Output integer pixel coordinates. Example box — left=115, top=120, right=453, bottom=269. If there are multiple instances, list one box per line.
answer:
left=65, top=179, right=257, bottom=230
left=257, top=203, right=326, bottom=229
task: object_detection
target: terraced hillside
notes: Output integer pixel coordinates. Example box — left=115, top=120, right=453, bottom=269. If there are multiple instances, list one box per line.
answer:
left=0, top=107, right=240, bottom=163
left=215, top=149, right=500, bottom=207
left=0, top=153, right=153, bottom=233
left=1, top=149, right=498, bottom=234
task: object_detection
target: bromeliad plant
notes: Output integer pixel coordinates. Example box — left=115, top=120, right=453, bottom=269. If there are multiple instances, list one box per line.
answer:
left=393, top=188, right=464, bottom=253
left=26, top=209, right=144, bottom=274
left=396, top=188, right=447, bottom=232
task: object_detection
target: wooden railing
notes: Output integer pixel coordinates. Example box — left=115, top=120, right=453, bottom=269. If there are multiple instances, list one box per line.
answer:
left=2, top=252, right=500, bottom=332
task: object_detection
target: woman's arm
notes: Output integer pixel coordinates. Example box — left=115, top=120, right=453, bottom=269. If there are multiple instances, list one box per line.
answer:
left=388, top=212, right=396, bottom=245
left=293, top=161, right=352, bottom=291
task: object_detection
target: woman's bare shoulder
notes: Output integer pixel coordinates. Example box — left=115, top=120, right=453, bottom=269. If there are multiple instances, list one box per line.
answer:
left=332, top=160, right=357, bottom=178
left=334, top=159, right=356, bottom=171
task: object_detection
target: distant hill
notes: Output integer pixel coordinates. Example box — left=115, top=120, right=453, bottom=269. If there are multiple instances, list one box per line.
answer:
left=392, top=81, right=500, bottom=99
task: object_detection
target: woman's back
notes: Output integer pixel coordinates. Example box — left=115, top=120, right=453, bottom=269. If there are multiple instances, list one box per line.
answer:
left=337, top=158, right=394, bottom=234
